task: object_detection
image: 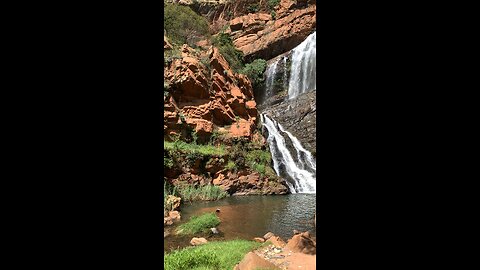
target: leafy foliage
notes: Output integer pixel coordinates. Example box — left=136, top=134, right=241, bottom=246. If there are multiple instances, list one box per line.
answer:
left=268, top=0, right=280, bottom=10
left=164, top=3, right=209, bottom=46
left=239, top=59, right=267, bottom=89
left=212, top=33, right=244, bottom=72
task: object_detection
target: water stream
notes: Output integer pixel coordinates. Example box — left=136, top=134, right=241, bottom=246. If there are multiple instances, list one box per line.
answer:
left=287, top=31, right=316, bottom=99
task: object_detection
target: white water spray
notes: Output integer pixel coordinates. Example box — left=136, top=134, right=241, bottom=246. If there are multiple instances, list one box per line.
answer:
left=288, top=31, right=316, bottom=99
left=261, top=114, right=316, bottom=193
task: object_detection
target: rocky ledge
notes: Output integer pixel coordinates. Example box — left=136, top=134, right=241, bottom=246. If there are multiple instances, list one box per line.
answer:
left=261, top=90, right=316, bottom=155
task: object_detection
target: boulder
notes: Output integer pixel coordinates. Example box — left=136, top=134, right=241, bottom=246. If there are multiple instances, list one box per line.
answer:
left=285, top=231, right=316, bottom=255
left=268, top=236, right=286, bottom=248
left=190, top=237, right=208, bottom=246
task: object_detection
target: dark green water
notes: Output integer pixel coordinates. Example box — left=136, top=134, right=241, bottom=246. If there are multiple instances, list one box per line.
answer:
left=164, top=194, right=316, bottom=252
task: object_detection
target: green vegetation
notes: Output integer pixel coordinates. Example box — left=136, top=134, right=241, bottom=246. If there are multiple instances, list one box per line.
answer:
left=164, top=3, right=209, bottom=47
left=164, top=240, right=263, bottom=270
left=176, top=212, right=220, bottom=235
left=164, top=48, right=182, bottom=64
left=268, top=0, right=280, bottom=11
left=247, top=4, right=259, bottom=13
left=212, top=33, right=244, bottom=72
left=164, top=140, right=226, bottom=156
left=239, top=59, right=268, bottom=89
left=176, top=184, right=227, bottom=202
left=225, top=160, right=236, bottom=170
left=271, top=10, right=276, bottom=20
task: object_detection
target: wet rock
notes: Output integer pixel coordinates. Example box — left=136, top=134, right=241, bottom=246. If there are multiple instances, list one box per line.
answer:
left=263, top=232, right=274, bottom=240
left=285, top=231, right=316, bottom=255
left=262, top=90, right=316, bottom=154
left=254, top=237, right=265, bottom=243
left=190, top=237, right=208, bottom=246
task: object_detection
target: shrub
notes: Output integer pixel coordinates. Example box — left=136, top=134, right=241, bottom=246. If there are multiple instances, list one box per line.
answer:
left=212, top=33, right=244, bottom=72
left=176, top=212, right=220, bottom=235
left=239, top=59, right=267, bottom=89
left=225, top=160, right=236, bottom=170
left=268, top=0, right=280, bottom=10
left=164, top=3, right=209, bottom=46
left=247, top=4, right=259, bottom=13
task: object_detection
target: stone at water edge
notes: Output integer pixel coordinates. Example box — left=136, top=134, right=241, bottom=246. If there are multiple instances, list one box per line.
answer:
left=284, top=231, right=316, bottom=255
left=263, top=232, right=274, bottom=240
left=253, top=237, right=265, bottom=243
left=190, top=237, right=208, bottom=246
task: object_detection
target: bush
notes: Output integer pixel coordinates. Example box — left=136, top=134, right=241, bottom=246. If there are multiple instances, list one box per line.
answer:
left=176, top=212, right=220, bottom=235
left=164, top=240, right=262, bottom=270
left=225, top=160, right=236, bottom=170
left=164, top=3, right=209, bottom=46
left=212, top=33, right=244, bottom=72
left=268, top=0, right=280, bottom=10
left=239, top=59, right=267, bottom=89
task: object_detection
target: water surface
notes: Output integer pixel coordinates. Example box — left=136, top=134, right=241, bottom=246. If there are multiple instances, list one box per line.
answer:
left=164, top=194, right=316, bottom=252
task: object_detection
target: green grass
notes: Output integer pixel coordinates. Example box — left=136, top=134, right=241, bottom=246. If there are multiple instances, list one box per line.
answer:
left=164, top=240, right=263, bottom=270
left=176, top=213, right=220, bottom=235
left=164, top=140, right=226, bottom=156
left=176, top=185, right=227, bottom=202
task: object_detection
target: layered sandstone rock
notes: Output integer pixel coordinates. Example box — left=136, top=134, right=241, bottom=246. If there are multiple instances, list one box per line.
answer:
left=164, top=44, right=258, bottom=142
left=228, top=0, right=316, bottom=62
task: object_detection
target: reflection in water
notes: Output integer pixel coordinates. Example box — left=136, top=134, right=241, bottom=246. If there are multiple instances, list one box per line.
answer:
left=164, top=194, right=316, bottom=252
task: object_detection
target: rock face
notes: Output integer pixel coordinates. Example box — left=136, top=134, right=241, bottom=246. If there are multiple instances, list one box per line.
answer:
left=262, top=90, right=316, bottom=155
left=211, top=170, right=287, bottom=195
left=164, top=44, right=258, bottom=142
left=228, top=0, right=316, bottom=62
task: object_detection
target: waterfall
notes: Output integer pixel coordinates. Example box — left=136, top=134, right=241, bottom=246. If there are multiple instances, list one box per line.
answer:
left=287, top=31, right=316, bottom=99
left=261, top=114, right=316, bottom=193
left=282, top=56, right=288, bottom=92
left=264, top=58, right=280, bottom=101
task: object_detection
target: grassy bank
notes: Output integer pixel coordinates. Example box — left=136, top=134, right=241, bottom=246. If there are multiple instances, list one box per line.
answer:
left=164, top=240, right=263, bottom=270
left=164, top=140, right=226, bottom=156
left=176, top=184, right=227, bottom=202
left=176, top=213, right=220, bottom=235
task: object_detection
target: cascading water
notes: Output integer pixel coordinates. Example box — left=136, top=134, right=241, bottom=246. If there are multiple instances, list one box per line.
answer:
left=287, top=31, right=316, bottom=99
left=261, top=114, right=316, bottom=193
left=264, top=58, right=280, bottom=100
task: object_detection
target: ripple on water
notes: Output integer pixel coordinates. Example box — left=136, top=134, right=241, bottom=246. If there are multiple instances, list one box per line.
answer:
left=164, top=194, right=316, bottom=252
